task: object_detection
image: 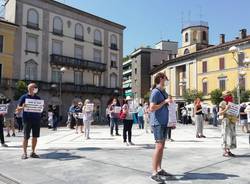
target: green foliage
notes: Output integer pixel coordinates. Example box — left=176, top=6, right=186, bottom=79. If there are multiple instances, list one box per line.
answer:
left=183, top=89, right=203, bottom=104
left=14, top=80, right=27, bottom=100
left=210, top=89, right=223, bottom=105
left=232, top=88, right=250, bottom=103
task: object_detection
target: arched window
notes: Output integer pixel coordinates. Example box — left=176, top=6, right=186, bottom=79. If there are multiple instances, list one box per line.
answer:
left=185, top=32, right=189, bottom=42
left=75, top=23, right=84, bottom=41
left=110, top=34, right=118, bottom=50
left=25, top=59, right=38, bottom=80
left=94, top=29, right=102, bottom=46
left=27, top=9, right=39, bottom=29
left=202, top=31, right=207, bottom=41
left=184, top=48, right=190, bottom=55
left=110, top=73, right=117, bottom=88
left=193, top=31, right=197, bottom=42
left=202, top=78, right=208, bottom=95
left=53, top=16, right=63, bottom=35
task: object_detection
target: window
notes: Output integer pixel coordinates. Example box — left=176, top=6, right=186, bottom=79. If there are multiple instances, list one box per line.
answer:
left=27, top=9, right=39, bottom=29
left=74, top=71, right=82, bottom=85
left=74, top=45, right=83, bottom=59
left=202, top=31, right=207, bottom=41
left=184, top=48, right=189, bottom=55
left=110, top=54, right=117, bottom=68
left=52, top=40, right=62, bottom=55
left=219, top=57, right=225, bottom=70
left=93, top=49, right=101, bottom=62
left=110, top=34, right=118, bottom=50
left=219, top=78, right=226, bottom=91
left=94, top=74, right=101, bottom=86
left=0, top=35, right=3, bottom=53
left=0, top=64, right=2, bottom=80
left=110, top=73, right=117, bottom=88
left=238, top=52, right=245, bottom=66
left=135, top=68, right=137, bottom=74
left=94, top=29, right=102, bottom=46
left=240, top=76, right=246, bottom=90
left=202, top=81, right=208, bottom=95
left=51, top=69, right=61, bottom=83
left=185, top=32, right=189, bottom=42
left=75, top=23, right=84, bottom=41
left=26, top=34, right=38, bottom=53
left=53, top=16, right=63, bottom=35
left=25, top=60, right=38, bottom=80
left=202, top=61, right=207, bottom=73
left=193, top=31, right=197, bottom=42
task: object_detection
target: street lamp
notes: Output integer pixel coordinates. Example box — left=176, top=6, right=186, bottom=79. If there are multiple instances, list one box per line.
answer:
left=59, top=67, right=66, bottom=122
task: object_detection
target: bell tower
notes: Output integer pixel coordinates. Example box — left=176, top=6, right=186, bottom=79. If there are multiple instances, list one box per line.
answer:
left=178, top=21, right=209, bottom=56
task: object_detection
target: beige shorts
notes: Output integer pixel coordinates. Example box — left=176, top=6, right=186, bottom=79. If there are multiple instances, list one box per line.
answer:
left=4, top=118, right=15, bottom=127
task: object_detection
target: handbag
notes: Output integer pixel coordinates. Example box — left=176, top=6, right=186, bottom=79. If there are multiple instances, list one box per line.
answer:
left=119, top=111, right=127, bottom=120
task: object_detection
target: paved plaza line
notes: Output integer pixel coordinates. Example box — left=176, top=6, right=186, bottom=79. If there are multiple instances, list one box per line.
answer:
left=0, top=173, right=20, bottom=184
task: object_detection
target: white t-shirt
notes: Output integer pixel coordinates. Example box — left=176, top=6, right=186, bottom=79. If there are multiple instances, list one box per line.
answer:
left=244, top=105, right=250, bottom=123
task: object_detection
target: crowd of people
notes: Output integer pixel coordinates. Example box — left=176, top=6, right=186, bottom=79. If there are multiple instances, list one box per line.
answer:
left=0, top=77, right=250, bottom=183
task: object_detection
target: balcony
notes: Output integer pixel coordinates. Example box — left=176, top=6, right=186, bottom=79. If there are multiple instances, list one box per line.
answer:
left=93, top=40, right=102, bottom=47
left=26, top=22, right=39, bottom=30
left=110, top=43, right=118, bottom=51
left=0, top=78, right=119, bottom=95
left=53, top=29, right=63, bottom=36
left=50, top=54, right=106, bottom=72
left=122, top=69, right=132, bottom=75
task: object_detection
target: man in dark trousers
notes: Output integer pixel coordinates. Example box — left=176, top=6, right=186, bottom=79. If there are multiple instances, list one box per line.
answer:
left=16, top=83, right=43, bottom=159
left=0, top=95, right=10, bottom=147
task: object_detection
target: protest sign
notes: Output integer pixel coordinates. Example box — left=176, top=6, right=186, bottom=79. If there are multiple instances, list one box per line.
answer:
left=24, top=99, right=44, bottom=113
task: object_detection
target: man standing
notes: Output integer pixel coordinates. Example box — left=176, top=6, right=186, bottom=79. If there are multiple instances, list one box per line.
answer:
left=149, top=72, right=171, bottom=183
left=17, top=83, right=43, bottom=159
left=0, top=96, right=9, bottom=147
left=5, top=100, right=16, bottom=137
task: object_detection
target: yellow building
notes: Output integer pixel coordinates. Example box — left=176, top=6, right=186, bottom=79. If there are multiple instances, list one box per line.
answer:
left=0, top=19, right=18, bottom=95
left=151, top=21, right=250, bottom=107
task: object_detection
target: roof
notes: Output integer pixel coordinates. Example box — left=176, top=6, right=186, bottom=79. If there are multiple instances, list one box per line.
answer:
left=150, top=36, right=250, bottom=74
left=42, top=0, right=126, bottom=30
left=0, top=18, right=18, bottom=27
left=130, top=47, right=172, bottom=58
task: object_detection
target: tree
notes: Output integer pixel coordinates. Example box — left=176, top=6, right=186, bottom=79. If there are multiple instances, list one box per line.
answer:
left=210, top=89, right=223, bottom=105
left=232, top=88, right=250, bottom=103
left=14, top=80, right=27, bottom=100
left=183, top=89, right=203, bottom=104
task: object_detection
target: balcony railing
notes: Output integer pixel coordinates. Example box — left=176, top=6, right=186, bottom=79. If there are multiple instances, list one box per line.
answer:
left=0, top=78, right=119, bottom=95
left=27, top=22, right=39, bottom=30
left=93, top=40, right=102, bottom=47
left=53, top=29, right=63, bottom=36
left=110, top=43, right=118, bottom=50
left=50, top=54, right=106, bottom=72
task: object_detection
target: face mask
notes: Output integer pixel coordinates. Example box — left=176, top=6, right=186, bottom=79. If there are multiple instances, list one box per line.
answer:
left=165, top=80, right=169, bottom=87
left=33, top=88, right=38, bottom=94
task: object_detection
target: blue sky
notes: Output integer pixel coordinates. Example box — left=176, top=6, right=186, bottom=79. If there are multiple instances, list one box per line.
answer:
left=58, top=0, right=250, bottom=56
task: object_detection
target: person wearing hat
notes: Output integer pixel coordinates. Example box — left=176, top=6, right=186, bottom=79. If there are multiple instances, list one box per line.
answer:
left=121, top=96, right=135, bottom=146
left=219, top=91, right=237, bottom=157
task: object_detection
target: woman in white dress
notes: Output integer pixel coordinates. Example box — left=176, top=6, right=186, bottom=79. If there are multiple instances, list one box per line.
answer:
left=82, top=99, right=94, bottom=139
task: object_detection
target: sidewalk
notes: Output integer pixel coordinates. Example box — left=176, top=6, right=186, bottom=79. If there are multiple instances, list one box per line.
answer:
left=0, top=124, right=249, bottom=184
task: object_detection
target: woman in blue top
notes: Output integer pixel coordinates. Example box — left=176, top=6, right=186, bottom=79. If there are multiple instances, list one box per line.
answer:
left=137, top=103, right=144, bottom=129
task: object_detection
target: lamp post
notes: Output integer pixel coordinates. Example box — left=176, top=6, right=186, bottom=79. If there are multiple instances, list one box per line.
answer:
left=59, top=67, right=66, bottom=121
left=229, top=46, right=250, bottom=122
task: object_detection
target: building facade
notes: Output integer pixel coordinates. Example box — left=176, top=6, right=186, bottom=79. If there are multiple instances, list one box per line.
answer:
left=0, top=19, right=18, bottom=98
left=151, top=21, right=250, bottom=108
left=124, top=40, right=178, bottom=103
left=122, top=58, right=132, bottom=97
left=4, top=0, right=125, bottom=121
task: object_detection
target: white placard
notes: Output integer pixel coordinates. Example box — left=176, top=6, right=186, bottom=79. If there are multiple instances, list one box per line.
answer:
left=24, top=99, right=44, bottom=113
left=0, top=104, right=8, bottom=113
left=114, top=106, right=121, bottom=113
left=226, top=102, right=240, bottom=117
left=77, top=113, right=84, bottom=119
left=85, top=103, right=94, bottom=112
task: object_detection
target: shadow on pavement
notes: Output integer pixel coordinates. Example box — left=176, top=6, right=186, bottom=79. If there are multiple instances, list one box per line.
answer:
left=173, top=140, right=203, bottom=143
left=39, top=151, right=85, bottom=161
left=179, top=172, right=239, bottom=180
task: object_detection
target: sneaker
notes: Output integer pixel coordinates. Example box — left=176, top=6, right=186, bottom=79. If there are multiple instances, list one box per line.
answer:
left=116, top=133, right=121, bottom=136
left=12, top=133, right=16, bottom=137
left=124, top=142, right=129, bottom=146
left=21, top=154, right=28, bottom=160
left=1, top=143, right=8, bottom=147
left=158, top=169, right=173, bottom=177
left=151, top=173, right=165, bottom=183
left=30, top=152, right=40, bottom=158
left=6, top=134, right=10, bottom=137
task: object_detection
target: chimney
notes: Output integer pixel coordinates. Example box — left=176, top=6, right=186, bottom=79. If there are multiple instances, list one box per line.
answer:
left=220, top=34, right=225, bottom=44
left=240, top=29, right=247, bottom=39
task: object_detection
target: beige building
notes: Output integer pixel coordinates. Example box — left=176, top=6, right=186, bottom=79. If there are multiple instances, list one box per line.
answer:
left=4, top=0, right=125, bottom=121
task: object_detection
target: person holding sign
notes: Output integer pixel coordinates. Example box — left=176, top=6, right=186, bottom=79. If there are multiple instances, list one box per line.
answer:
left=0, top=97, right=9, bottom=147
left=82, top=99, right=94, bottom=139
left=109, top=98, right=121, bottom=136
left=219, top=91, right=237, bottom=157
left=16, top=83, right=43, bottom=159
